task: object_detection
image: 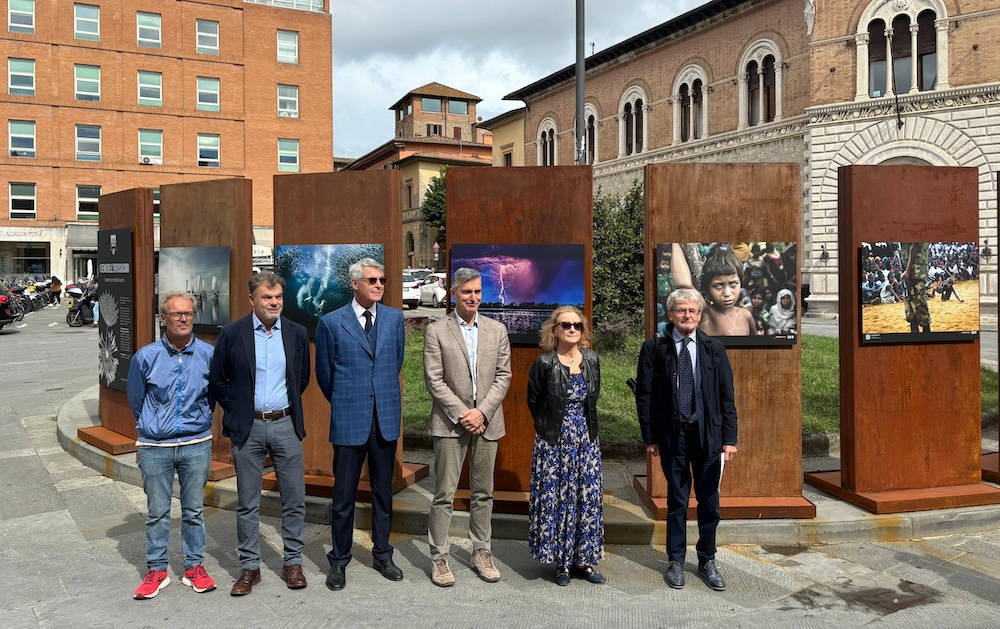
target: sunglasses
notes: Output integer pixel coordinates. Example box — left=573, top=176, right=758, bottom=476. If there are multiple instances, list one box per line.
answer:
left=358, top=277, right=387, bottom=285
left=559, top=321, right=584, bottom=331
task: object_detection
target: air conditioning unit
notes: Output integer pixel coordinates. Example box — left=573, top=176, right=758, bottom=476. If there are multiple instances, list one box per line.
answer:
left=278, top=111, right=292, bottom=118
left=139, top=156, right=163, bottom=165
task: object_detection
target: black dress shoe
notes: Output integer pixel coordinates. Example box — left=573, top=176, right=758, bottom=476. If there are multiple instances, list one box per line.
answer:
left=698, top=560, right=727, bottom=591
left=373, top=558, right=403, bottom=581
left=665, top=561, right=685, bottom=589
left=571, top=565, right=606, bottom=584
left=554, top=569, right=571, bottom=586
left=326, top=565, right=346, bottom=591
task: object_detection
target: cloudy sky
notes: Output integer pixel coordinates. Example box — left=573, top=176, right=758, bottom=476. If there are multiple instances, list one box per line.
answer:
left=331, top=0, right=705, bottom=158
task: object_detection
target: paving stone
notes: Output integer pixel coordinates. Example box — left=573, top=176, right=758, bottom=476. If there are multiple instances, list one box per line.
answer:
left=0, top=456, right=65, bottom=519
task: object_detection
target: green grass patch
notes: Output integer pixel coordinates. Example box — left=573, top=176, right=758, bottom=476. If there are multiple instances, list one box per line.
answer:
left=403, top=325, right=998, bottom=444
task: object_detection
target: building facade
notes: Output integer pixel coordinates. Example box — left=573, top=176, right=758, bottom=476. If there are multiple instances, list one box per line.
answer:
left=1, top=0, right=332, bottom=280
left=346, top=82, right=492, bottom=270
left=505, top=0, right=999, bottom=319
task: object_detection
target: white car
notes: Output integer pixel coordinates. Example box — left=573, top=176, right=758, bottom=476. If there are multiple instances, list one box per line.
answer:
left=418, top=273, right=448, bottom=308
left=402, top=273, right=420, bottom=310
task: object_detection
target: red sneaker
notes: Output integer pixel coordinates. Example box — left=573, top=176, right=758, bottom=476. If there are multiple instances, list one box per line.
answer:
left=182, top=564, right=217, bottom=593
left=134, top=569, right=170, bottom=600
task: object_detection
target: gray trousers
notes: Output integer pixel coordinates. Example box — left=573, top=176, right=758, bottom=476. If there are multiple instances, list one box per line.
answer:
left=232, top=416, right=306, bottom=569
left=427, top=433, right=498, bottom=560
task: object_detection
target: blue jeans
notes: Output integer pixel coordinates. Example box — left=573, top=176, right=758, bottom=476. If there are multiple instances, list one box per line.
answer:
left=138, top=439, right=212, bottom=571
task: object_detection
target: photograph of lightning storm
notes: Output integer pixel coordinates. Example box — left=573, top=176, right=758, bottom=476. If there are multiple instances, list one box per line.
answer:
left=158, top=246, right=231, bottom=328
left=450, top=243, right=586, bottom=345
left=275, top=243, right=384, bottom=337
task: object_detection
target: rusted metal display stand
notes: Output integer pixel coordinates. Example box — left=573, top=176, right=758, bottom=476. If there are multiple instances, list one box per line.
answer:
left=983, top=453, right=1000, bottom=483
left=158, top=178, right=254, bottom=480
left=804, top=165, right=1000, bottom=513
left=79, top=189, right=156, bottom=455
left=635, top=162, right=815, bottom=520
left=268, top=171, right=427, bottom=498
left=446, top=165, right=593, bottom=514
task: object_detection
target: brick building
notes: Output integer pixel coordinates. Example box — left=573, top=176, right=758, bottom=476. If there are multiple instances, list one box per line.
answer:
left=344, top=82, right=492, bottom=270
left=1, top=0, right=332, bottom=280
left=505, top=0, right=1000, bottom=319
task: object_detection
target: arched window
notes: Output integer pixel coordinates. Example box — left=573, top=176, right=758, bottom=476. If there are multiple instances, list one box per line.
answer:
left=537, top=118, right=557, bottom=166
left=585, top=111, right=596, bottom=164
left=679, top=85, right=690, bottom=142
left=617, top=87, right=647, bottom=158
left=673, top=65, right=709, bottom=144
left=856, top=0, right=947, bottom=100
left=738, top=40, right=782, bottom=129
left=747, top=60, right=759, bottom=126
left=690, top=85, right=702, bottom=140
left=405, top=232, right=415, bottom=268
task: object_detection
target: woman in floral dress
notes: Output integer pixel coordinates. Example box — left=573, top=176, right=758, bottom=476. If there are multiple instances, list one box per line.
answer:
left=526, top=306, right=605, bottom=586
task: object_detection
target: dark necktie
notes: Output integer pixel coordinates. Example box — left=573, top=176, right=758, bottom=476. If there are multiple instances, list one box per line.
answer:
left=363, top=311, right=373, bottom=335
left=677, top=337, right=694, bottom=420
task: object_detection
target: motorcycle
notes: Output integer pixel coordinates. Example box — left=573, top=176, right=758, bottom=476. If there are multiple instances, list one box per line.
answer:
left=67, top=288, right=97, bottom=327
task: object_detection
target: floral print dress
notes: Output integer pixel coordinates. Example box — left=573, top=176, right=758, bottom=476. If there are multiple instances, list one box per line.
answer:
left=528, top=372, right=604, bottom=570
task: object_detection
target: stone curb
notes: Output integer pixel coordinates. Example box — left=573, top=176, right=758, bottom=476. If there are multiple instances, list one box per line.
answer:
left=58, top=385, right=1000, bottom=546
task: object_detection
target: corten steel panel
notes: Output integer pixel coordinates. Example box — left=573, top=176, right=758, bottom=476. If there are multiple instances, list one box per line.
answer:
left=644, top=163, right=805, bottom=501
left=447, top=166, right=594, bottom=494
left=838, top=165, right=981, bottom=493
left=159, top=178, right=254, bottom=467
left=93, top=189, right=156, bottom=443
left=272, top=171, right=405, bottom=480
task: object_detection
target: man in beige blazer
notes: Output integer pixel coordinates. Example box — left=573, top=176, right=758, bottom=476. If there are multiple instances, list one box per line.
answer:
left=424, top=267, right=512, bottom=587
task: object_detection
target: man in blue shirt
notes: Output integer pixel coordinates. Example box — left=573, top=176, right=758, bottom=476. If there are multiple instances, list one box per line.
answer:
left=127, top=291, right=217, bottom=600
left=210, top=272, right=311, bottom=596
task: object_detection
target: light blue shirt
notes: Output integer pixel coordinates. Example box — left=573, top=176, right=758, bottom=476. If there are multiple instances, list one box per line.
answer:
left=253, top=312, right=289, bottom=413
left=671, top=328, right=697, bottom=374
left=456, top=311, right=479, bottom=402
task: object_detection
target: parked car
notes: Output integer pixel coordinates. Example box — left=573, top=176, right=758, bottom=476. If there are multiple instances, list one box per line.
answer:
left=405, top=267, right=434, bottom=281
left=402, top=273, right=420, bottom=310
left=418, top=273, right=448, bottom=308
left=0, top=279, right=21, bottom=331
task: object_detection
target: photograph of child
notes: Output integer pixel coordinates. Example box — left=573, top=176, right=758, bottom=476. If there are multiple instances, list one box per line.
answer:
left=655, top=242, right=798, bottom=346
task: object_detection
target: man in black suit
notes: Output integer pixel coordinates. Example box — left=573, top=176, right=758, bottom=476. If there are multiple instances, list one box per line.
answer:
left=209, top=271, right=311, bottom=596
left=635, top=288, right=738, bottom=592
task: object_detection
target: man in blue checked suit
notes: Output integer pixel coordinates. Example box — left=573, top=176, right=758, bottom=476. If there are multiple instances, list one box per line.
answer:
left=315, top=257, right=405, bottom=592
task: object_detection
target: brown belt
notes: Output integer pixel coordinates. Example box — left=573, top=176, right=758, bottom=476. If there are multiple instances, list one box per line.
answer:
left=254, top=407, right=291, bottom=421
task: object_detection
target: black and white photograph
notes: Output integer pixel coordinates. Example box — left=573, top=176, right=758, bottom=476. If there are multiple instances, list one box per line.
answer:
left=158, top=246, right=231, bottom=329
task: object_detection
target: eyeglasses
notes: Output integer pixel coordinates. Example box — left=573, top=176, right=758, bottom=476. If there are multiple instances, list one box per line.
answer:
left=166, top=311, right=194, bottom=320
left=671, top=307, right=701, bottom=316
left=559, top=321, right=584, bottom=331
left=358, top=277, right=387, bottom=285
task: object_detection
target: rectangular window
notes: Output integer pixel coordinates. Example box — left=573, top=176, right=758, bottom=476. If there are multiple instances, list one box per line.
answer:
left=427, top=124, right=442, bottom=136
left=152, top=188, right=160, bottom=222
left=75, top=124, right=101, bottom=161
left=277, top=84, right=298, bottom=118
left=74, top=4, right=100, bottom=41
left=197, top=133, right=220, bottom=167
left=448, top=100, right=468, bottom=115
left=9, top=120, right=35, bottom=157
left=138, top=129, right=162, bottom=163
left=502, top=152, right=513, bottom=167
left=8, top=0, right=34, bottom=34
left=75, top=64, right=100, bottom=101
left=137, top=71, right=162, bottom=106
left=196, top=77, right=220, bottom=111
left=76, top=185, right=101, bottom=221
left=196, top=19, right=219, bottom=55
left=277, top=138, right=299, bottom=172
left=9, top=182, right=36, bottom=219
left=136, top=12, right=161, bottom=48
left=8, top=58, right=35, bottom=96
left=277, top=30, right=298, bottom=63
left=422, top=97, right=442, bottom=113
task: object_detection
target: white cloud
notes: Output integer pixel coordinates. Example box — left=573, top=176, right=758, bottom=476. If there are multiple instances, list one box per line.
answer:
left=332, top=0, right=705, bottom=157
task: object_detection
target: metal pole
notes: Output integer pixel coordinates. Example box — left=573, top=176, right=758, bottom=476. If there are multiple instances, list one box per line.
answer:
left=575, top=0, right=586, bottom=164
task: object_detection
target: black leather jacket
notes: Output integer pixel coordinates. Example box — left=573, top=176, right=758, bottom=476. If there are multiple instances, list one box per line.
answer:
left=527, top=349, right=601, bottom=445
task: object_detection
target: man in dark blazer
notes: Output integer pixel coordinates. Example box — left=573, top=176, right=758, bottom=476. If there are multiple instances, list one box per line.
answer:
left=635, top=288, right=738, bottom=592
left=315, top=257, right=405, bottom=591
left=209, top=271, right=310, bottom=596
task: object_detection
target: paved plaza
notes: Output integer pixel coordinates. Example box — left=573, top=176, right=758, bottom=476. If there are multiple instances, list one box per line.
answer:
left=2, top=305, right=1000, bottom=627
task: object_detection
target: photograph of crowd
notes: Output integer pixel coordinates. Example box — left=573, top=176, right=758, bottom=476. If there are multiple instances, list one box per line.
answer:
left=655, top=242, right=798, bottom=346
left=450, top=243, right=585, bottom=345
left=275, top=243, right=384, bottom=337
left=860, top=241, right=980, bottom=343
left=158, top=246, right=230, bottom=329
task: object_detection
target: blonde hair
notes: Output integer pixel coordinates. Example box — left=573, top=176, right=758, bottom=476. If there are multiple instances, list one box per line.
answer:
left=538, top=305, right=592, bottom=351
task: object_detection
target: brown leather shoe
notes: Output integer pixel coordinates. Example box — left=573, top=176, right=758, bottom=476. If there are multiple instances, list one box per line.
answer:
left=230, top=568, right=261, bottom=596
left=282, top=564, right=307, bottom=589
